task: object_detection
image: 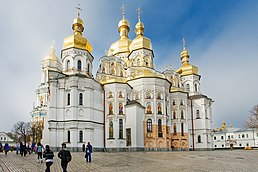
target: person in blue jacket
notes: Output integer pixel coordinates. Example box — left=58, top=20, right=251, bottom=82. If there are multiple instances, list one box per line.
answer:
left=4, top=143, right=9, bottom=156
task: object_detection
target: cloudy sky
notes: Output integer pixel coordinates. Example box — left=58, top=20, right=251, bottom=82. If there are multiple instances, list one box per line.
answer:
left=0, top=0, right=258, bottom=132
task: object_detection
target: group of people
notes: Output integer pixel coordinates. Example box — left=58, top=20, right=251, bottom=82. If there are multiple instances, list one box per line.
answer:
left=0, top=142, right=11, bottom=156
left=42, top=142, right=92, bottom=172
left=0, top=141, right=93, bottom=172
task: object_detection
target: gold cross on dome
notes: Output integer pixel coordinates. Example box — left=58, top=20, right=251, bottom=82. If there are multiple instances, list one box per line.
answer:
left=137, top=6, right=142, bottom=21
left=121, top=3, right=125, bottom=19
left=183, top=38, right=186, bottom=50
left=76, top=3, right=82, bottom=17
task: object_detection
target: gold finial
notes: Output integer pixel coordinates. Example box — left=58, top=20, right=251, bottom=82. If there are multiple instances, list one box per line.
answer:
left=170, top=64, right=172, bottom=69
left=183, top=37, right=186, bottom=50
left=76, top=4, right=82, bottom=17
left=121, top=3, right=125, bottom=19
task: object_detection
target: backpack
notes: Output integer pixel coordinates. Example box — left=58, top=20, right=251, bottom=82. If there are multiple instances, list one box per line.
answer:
left=61, top=150, right=72, bottom=162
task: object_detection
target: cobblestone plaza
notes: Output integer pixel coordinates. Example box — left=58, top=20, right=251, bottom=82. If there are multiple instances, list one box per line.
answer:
left=0, top=150, right=257, bottom=172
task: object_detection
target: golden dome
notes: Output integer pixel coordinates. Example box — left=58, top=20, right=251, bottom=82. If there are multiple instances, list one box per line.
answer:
left=177, top=38, right=198, bottom=76
left=108, top=18, right=131, bottom=56
left=44, top=44, right=60, bottom=63
left=118, top=19, right=130, bottom=32
left=63, top=17, right=92, bottom=53
left=129, top=15, right=152, bottom=52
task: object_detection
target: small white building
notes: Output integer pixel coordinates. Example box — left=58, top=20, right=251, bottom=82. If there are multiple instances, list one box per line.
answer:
left=0, top=132, right=15, bottom=146
left=212, top=127, right=258, bottom=149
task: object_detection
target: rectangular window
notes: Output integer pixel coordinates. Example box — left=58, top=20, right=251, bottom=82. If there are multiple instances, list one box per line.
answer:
left=246, top=134, right=248, bottom=138
left=67, top=130, right=70, bottom=143
left=214, top=136, right=216, bottom=140
left=228, top=135, right=230, bottom=139
left=242, top=134, right=245, bottom=138
left=221, top=136, right=224, bottom=140
left=119, top=119, right=123, bottom=139
left=181, top=123, right=184, bottom=136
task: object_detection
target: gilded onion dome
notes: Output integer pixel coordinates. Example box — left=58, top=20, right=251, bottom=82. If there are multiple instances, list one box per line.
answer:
left=129, top=7, right=152, bottom=52
left=108, top=4, right=132, bottom=56
left=63, top=14, right=92, bottom=53
left=176, top=38, right=198, bottom=76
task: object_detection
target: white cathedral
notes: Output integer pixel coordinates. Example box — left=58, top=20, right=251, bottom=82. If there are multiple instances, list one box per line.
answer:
left=31, top=6, right=213, bottom=151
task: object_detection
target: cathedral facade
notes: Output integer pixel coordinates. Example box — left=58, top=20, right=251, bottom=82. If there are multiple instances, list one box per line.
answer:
left=31, top=7, right=213, bottom=151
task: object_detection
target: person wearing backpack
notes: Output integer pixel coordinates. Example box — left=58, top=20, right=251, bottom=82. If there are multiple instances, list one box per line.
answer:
left=36, top=142, right=44, bottom=163
left=58, top=143, right=72, bottom=172
left=85, top=142, right=92, bottom=163
left=43, top=145, right=54, bottom=172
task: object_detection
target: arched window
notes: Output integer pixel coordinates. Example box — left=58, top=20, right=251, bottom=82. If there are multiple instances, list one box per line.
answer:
left=157, top=103, right=162, bottom=114
left=66, top=60, right=70, bottom=70
left=194, top=84, right=198, bottom=92
left=172, top=100, right=176, bottom=105
left=196, top=110, right=200, bottom=119
left=180, top=100, right=183, bottom=105
left=173, top=123, right=177, bottom=135
left=181, top=123, right=184, bottom=136
left=87, top=63, right=90, bottom=73
left=79, top=130, right=83, bottom=142
left=79, top=93, right=83, bottom=105
left=173, top=111, right=176, bottom=119
left=158, top=119, right=162, bottom=137
left=109, top=121, right=113, bottom=138
left=119, top=119, right=123, bottom=139
left=198, top=135, right=201, bottom=143
left=147, top=119, right=152, bottom=132
left=67, top=130, right=70, bottom=142
left=67, top=93, right=70, bottom=105
left=77, top=60, right=82, bottom=70
left=186, top=84, right=190, bottom=92
left=181, top=110, right=184, bottom=119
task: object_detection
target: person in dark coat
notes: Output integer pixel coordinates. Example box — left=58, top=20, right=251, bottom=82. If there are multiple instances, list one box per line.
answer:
left=85, top=142, right=92, bottom=163
left=58, top=143, right=72, bottom=172
left=20, top=142, right=25, bottom=156
left=43, top=145, right=54, bottom=172
left=4, top=143, right=9, bottom=156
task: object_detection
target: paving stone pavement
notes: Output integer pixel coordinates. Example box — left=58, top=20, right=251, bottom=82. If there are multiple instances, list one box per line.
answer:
left=0, top=150, right=258, bottom=172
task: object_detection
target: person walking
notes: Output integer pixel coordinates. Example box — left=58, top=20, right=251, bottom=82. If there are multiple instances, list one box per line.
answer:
left=58, top=143, right=72, bottom=172
left=4, top=143, right=9, bottom=156
left=43, top=145, right=54, bottom=172
left=37, top=142, right=44, bottom=163
left=85, top=142, right=92, bottom=163
left=82, top=143, right=85, bottom=152
left=16, top=142, right=20, bottom=155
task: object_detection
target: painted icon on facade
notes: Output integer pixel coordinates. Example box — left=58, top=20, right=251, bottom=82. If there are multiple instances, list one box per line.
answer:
left=146, top=102, right=152, bottom=114
left=119, top=103, right=123, bottom=114
left=109, top=103, right=113, bottom=114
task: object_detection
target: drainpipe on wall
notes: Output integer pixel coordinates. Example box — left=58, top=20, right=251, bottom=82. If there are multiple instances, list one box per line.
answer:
left=190, top=98, right=195, bottom=151
left=102, top=84, right=106, bottom=151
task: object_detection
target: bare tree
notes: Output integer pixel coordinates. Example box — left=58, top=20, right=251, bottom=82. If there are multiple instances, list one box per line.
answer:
left=13, top=121, right=32, bottom=144
left=31, top=121, right=44, bottom=143
left=245, top=105, right=258, bottom=128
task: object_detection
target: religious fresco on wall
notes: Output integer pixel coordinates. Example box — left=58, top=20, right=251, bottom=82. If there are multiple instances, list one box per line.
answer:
left=111, top=63, right=115, bottom=74
left=118, top=91, right=123, bottom=98
left=157, top=93, right=161, bottom=99
left=109, top=120, right=113, bottom=138
left=119, top=103, right=123, bottom=114
left=146, top=93, right=151, bottom=99
left=109, top=103, right=113, bottom=115
left=157, top=103, right=162, bottom=114
left=146, top=102, right=152, bottom=114
left=109, top=92, right=113, bottom=98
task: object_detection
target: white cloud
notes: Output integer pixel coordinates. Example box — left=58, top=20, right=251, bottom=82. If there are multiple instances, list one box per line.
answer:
left=0, top=1, right=257, bottom=131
